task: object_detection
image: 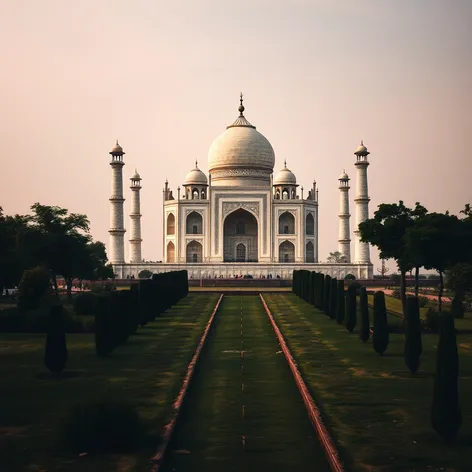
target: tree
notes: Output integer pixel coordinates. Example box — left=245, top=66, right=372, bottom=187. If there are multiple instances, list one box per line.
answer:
left=44, top=304, right=68, bottom=374
left=373, top=291, right=389, bottom=354
left=323, top=274, right=331, bottom=315
left=329, top=277, right=337, bottom=320
left=359, top=201, right=428, bottom=316
left=327, top=251, right=346, bottom=263
left=345, top=284, right=357, bottom=332
left=359, top=286, right=370, bottom=343
left=377, top=259, right=390, bottom=279
left=17, top=266, right=51, bottom=310
left=138, top=269, right=153, bottom=279
left=431, top=312, right=461, bottom=441
left=405, top=212, right=461, bottom=311
left=336, top=280, right=345, bottom=324
left=404, top=296, right=422, bottom=373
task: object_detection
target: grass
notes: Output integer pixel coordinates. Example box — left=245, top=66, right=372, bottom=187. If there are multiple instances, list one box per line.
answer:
left=163, top=295, right=330, bottom=472
left=367, top=293, right=472, bottom=331
left=264, top=293, right=472, bottom=472
left=0, top=293, right=219, bottom=472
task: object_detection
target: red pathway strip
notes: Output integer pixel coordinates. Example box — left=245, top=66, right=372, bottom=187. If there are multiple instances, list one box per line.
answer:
left=150, top=294, right=224, bottom=471
left=259, top=293, right=345, bottom=472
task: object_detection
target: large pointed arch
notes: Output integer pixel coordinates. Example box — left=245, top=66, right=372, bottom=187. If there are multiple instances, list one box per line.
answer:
left=306, top=241, right=314, bottom=263
left=223, top=209, right=258, bottom=262
left=279, top=211, right=295, bottom=235
left=186, top=211, right=203, bottom=234
left=186, top=240, right=203, bottom=263
left=306, top=213, right=314, bottom=235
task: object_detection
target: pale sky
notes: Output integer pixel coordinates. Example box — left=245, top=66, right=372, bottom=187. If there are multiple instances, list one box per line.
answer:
left=1, top=0, right=471, bottom=272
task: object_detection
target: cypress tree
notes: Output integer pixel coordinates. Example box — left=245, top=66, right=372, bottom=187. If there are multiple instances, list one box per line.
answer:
left=318, top=274, right=325, bottom=310
left=359, top=286, right=370, bottom=343
left=431, top=312, right=461, bottom=441
left=309, top=272, right=316, bottom=305
left=304, top=270, right=311, bottom=302
left=329, top=278, right=338, bottom=319
left=373, top=291, right=389, bottom=354
left=345, top=284, right=357, bottom=332
left=44, top=304, right=68, bottom=374
left=292, top=270, right=299, bottom=295
left=323, top=274, right=331, bottom=316
left=336, top=280, right=345, bottom=324
left=95, top=295, right=113, bottom=356
left=405, top=296, right=423, bottom=373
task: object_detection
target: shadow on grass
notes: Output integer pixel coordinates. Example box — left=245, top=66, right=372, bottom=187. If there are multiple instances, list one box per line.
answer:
left=35, top=371, right=85, bottom=380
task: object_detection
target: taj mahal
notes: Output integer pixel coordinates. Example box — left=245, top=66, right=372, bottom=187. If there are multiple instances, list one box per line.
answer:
left=108, top=95, right=373, bottom=280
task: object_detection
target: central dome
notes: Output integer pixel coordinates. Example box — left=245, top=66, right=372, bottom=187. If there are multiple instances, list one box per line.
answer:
left=208, top=97, right=275, bottom=186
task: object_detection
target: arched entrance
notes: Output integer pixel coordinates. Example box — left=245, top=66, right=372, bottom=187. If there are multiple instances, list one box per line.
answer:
left=279, top=240, right=295, bottom=263
left=306, top=241, right=314, bottom=263
left=186, top=240, right=203, bottom=263
left=166, top=241, right=175, bottom=263
left=223, top=209, right=258, bottom=262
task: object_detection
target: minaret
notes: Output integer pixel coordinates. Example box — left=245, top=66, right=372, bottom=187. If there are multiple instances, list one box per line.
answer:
left=353, top=141, right=371, bottom=264
left=129, top=169, right=142, bottom=263
left=338, top=170, right=351, bottom=262
left=109, top=141, right=126, bottom=264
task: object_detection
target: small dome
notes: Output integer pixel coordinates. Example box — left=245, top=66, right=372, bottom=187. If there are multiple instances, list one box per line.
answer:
left=339, top=170, right=349, bottom=180
left=184, top=163, right=208, bottom=185
left=131, top=169, right=141, bottom=180
left=110, top=140, right=124, bottom=155
left=273, top=162, right=297, bottom=185
left=354, top=140, right=369, bottom=156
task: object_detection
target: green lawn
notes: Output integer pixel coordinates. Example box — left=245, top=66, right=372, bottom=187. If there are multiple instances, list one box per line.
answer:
left=0, top=293, right=219, bottom=472
left=263, top=293, right=472, bottom=472
left=163, top=295, right=330, bottom=472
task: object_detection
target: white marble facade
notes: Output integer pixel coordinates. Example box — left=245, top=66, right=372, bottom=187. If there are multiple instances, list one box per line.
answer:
left=110, top=96, right=373, bottom=280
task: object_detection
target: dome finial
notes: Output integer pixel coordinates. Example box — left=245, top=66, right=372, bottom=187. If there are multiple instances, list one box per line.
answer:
left=195, top=159, right=198, bottom=168
left=284, top=159, right=287, bottom=168
left=238, top=92, right=245, bottom=115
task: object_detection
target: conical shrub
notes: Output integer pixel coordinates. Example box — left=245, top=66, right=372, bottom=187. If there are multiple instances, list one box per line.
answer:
left=359, top=286, right=370, bottom=343
left=345, top=284, right=357, bottom=333
left=336, top=280, right=345, bottom=324
left=323, top=275, right=331, bottom=316
left=329, top=278, right=338, bottom=320
left=405, top=296, right=423, bottom=373
left=373, top=291, right=389, bottom=354
left=44, top=304, right=68, bottom=373
left=431, top=312, right=461, bottom=441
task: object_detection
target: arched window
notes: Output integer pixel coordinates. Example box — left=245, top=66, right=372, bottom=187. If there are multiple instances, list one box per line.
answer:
left=201, top=189, right=206, bottom=199
left=186, top=240, right=203, bottom=263
left=167, top=241, right=175, bottom=263
left=192, top=188, right=199, bottom=200
left=236, top=243, right=246, bottom=262
left=279, top=240, right=295, bottom=263
left=275, top=190, right=280, bottom=200
left=306, top=241, right=314, bottom=263
left=186, top=211, right=203, bottom=235
left=278, top=211, right=295, bottom=235
left=282, top=188, right=289, bottom=200
left=291, top=189, right=296, bottom=199
left=167, top=213, right=175, bottom=235
left=306, top=213, right=314, bottom=235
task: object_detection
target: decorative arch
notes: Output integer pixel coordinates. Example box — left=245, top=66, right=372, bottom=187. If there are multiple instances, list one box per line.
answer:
left=236, top=243, right=247, bottom=262
left=279, top=240, right=295, bottom=263
left=192, top=188, right=199, bottom=200
left=167, top=213, right=175, bottom=235
left=201, top=189, right=206, bottom=199
left=345, top=273, right=356, bottom=280
left=279, top=211, right=295, bottom=235
left=186, top=240, right=203, bottom=263
left=166, top=241, right=175, bottom=263
left=306, top=213, right=314, bottom=235
left=186, top=211, right=203, bottom=235
left=306, top=241, right=314, bottom=263
left=282, top=188, right=289, bottom=200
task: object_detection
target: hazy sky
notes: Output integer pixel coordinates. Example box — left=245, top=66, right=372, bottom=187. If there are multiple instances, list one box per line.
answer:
left=1, top=0, right=471, bottom=272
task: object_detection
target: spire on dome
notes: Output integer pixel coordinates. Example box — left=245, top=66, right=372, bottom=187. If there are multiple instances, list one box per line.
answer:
left=284, top=159, right=287, bottom=168
left=195, top=159, right=198, bottom=168
left=227, top=92, right=255, bottom=129
left=239, top=92, right=245, bottom=115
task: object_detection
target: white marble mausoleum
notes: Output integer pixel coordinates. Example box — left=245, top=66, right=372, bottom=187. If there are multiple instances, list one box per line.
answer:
left=108, top=96, right=373, bottom=280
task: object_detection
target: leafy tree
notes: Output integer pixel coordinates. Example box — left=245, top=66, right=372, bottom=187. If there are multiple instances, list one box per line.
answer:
left=405, top=212, right=461, bottom=311
left=138, top=269, right=153, bottom=279
left=404, top=296, right=422, bottom=373
left=373, top=291, right=389, bottom=354
left=431, top=312, right=461, bottom=441
left=359, top=286, right=370, bottom=343
left=327, top=251, right=346, bottom=263
left=17, top=266, right=51, bottom=310
left=359, top=201, right=428, bottom=316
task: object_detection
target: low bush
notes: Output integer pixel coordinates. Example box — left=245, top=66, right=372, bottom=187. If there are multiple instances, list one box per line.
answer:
left=17, top=266, right=51, bottom=311
left=391, top=289, right=401, bottom=300
left=72, top=292, right=98, bottom=315
left=59, top=399, right=147, bottom=453
left=425, top=308, right=440, bottom=332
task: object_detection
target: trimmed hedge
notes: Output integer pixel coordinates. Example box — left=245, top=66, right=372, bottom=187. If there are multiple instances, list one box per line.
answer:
left=336, top=280, right=345, bottom=324
left=345, top=284, right=357, bottom=332
left=323, top=275, right=331, bottom=316
left=359, top=286, right=370, bottom=343
left=373, top=291, right=389, bottom=354
left=405, top=296, right=423, bottom=373
left=329, top=278, right=337, bottom=320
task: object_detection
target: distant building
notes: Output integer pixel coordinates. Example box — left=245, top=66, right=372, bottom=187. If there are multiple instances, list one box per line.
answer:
left=109, top=96, right=373, bottom=279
